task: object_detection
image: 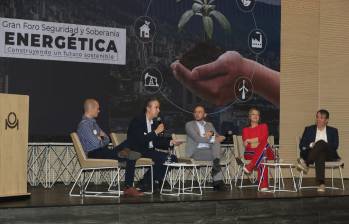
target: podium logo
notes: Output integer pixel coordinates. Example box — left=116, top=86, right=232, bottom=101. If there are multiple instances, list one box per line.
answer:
left=5, top=112, right=19, bottom=130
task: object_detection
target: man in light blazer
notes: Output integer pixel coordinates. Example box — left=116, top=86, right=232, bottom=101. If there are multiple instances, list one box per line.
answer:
left=185, top=105, right=226, bottom=191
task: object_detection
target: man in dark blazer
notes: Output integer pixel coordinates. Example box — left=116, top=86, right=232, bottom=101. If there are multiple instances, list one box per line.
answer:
left=297, top=109, right=340, bottom=192
left=127, top=97, right=182, bottom=191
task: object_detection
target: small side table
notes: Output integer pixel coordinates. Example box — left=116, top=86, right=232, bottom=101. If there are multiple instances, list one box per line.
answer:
left=258, top=162, right=298, bottom=193
left=160, top=163, right=202, bottom=196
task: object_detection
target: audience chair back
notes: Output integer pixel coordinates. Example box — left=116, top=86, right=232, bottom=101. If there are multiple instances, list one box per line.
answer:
left=71, top=132, right=89, bottom=168
left=70, top=132, right=118, bottom=168
left=69, top=132, right=120, bottom=198
left=233, top=135, right=244, bottom=158
left=172, top=134, right=187, bottom=158
left=110, top=132, right=127, bottom=146
left=296, top=136, right=301, bottom=158
left=268, top=136, right=275, bottom=147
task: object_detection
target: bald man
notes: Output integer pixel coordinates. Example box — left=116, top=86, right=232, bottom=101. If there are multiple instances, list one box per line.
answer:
left=185, top=105, right=227, bottom=191
left=77, top=99, right=143, bottom=196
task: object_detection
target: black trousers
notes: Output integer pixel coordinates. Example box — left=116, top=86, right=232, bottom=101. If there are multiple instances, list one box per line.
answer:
left=87, top=142, right=136, bottom=187
left=141, top=149, right=177, bottom=183
left=306, top=140, right=340, bottom=184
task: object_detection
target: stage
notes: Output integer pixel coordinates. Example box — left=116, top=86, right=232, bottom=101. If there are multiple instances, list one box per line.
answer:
left=1, top=179, right=349, bottom=224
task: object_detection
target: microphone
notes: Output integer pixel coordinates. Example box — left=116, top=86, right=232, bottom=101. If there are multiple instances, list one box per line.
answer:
left=155, top=116, right=164, bottom=136
left=156, top=117, right=162, bottom=124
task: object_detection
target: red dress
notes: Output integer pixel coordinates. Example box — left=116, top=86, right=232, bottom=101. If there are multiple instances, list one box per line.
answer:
left=242, top=123, right=274, bottom=188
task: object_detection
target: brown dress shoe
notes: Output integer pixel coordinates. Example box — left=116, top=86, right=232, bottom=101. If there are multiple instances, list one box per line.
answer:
left=123, top=187, right=144, bottom=196
left=296, top=158, right=309, bottom=174
left=118, top=148, right=141, bottom=160
left=118, top=148, right=131, bottom=158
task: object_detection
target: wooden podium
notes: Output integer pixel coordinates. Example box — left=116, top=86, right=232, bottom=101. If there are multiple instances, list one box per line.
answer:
left=0, top=93, right=30, bottom=198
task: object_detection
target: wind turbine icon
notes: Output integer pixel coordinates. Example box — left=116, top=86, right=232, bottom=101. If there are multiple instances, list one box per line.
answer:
left=239, top=80, right=249, bottom=100
left=241, top=0, right=252, bottom=7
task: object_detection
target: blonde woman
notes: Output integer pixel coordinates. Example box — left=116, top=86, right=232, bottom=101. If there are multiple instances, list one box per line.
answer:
left=242, top=108, right=274, bottom=191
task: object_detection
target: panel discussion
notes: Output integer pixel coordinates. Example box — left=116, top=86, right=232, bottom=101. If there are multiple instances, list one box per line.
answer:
left=0, top=0, right=349, bottom=223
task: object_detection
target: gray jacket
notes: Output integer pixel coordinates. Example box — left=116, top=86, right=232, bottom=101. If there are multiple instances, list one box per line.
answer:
left=185, top=120, right=217, bottom=157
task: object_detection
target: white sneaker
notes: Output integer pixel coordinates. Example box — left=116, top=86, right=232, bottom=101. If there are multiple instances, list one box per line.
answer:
left=317, top=184, right=326, bottom=192
left=260, top=187, right=269, bottom=192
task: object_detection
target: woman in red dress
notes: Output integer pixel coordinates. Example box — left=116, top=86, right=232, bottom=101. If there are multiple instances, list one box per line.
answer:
left=242, top=108, right=274, bottom=191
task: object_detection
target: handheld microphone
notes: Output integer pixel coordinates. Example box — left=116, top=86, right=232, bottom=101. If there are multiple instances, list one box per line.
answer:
left=156, top=117, right=162, bottom=124
left=155, top=117, right=164, bottom=136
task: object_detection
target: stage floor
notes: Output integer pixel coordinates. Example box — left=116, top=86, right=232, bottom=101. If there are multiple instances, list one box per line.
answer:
left=1, top=178, right=349, bottom=209
left=1, top=179, right=349, bottom=224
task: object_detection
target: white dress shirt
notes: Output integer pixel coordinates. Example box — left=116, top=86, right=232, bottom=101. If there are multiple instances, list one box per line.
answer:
left=146, top=118, right=154, bottom=148
left=310, top=126, right=328, bottom=148
left=196, top=121, right=215, bottom=148
left=315, top=126, right=328, bottom=143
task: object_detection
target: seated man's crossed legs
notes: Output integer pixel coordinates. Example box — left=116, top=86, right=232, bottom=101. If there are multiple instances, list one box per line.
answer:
left=297, top=140, right=340, bottom=189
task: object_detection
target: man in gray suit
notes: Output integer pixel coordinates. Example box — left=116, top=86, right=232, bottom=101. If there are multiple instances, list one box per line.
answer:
left=185, top=105, right=226, bottom=191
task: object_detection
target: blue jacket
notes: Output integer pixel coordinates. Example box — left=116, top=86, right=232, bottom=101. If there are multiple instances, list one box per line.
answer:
left=299, top=125, right=339, bottom=160
left=127, top=114, right=171, bottom=154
